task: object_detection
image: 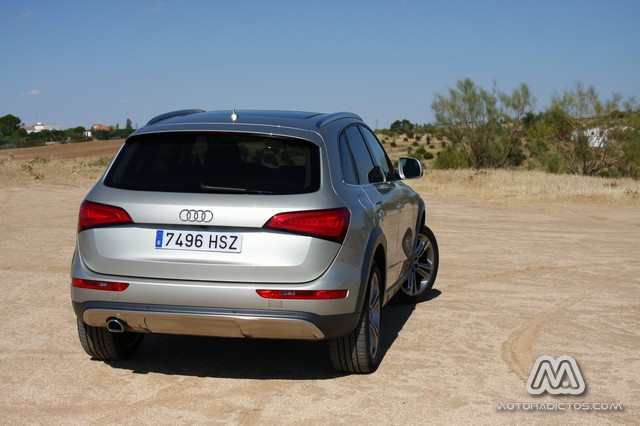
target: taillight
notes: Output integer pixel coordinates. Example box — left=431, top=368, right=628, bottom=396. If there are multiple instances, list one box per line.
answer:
left=71, top=277, right=129, bottom=292
left=256, top=289, right=348, bottom=300
left=78, top=200, right=133, bottom=232
left=264, top=208, right=350, bottom=243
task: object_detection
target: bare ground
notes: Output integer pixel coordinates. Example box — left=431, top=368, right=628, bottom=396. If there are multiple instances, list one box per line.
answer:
left=0, top=143, right=638, bottom=425
left=0, top=139, right=123, bottom=161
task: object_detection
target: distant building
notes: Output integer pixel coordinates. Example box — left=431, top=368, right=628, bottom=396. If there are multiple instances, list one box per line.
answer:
left=81, top=124, right=118, bottom=139
left=22, top=121, right=61, bottom=134
left=585, top=128, right=606, bottom=148
left=91, top=124, right=111, bottom=131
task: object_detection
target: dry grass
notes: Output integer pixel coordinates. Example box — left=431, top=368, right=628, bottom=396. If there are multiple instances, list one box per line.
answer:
left=413, top=168, right=640, bottom=204
left=2, top=149, right=639, bottom=205
left=0, top=156, right=113, bottom=188
left=379, top=132, right=640, bottom=204
left=379, top=133, right=442, bottom=168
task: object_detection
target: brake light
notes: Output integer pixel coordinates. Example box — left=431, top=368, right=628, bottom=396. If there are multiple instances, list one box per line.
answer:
left=264, top=208, right=350, bottom=243
left=78, top=200, right=133, bottom=232
left=71, top=277, right=129, bottom=292
left=256, top=289, right=348, bottom=300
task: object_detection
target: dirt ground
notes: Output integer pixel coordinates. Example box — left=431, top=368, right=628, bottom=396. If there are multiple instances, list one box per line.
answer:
left=0, top=143, right=638, bottom=425
left=0, top=139, right=123, bottom=161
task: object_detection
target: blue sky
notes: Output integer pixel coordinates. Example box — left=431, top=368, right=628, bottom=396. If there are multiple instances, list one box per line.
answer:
left=1, top=0, right=639, bottom=130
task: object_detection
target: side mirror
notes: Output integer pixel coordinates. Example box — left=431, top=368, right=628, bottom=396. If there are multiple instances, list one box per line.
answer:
left=397, top=157, right=423, bottom=180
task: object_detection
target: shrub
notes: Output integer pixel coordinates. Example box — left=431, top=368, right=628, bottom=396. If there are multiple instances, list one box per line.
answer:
left=410, top=146, right=434, bottom=161
left=413, top=147, right=427, bottom=157
left=434, top=145, right=468, bottom=169
left=543, top=151, right=565, bottom=174
left=89, top=155, right=113, bottom=168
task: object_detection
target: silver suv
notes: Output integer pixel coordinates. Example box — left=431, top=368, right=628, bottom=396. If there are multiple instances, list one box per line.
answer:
left=71, top=109, right=438, bottom=373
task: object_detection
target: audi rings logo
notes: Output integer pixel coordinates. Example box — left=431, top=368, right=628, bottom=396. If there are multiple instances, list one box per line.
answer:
left=179, top=209, right=213, bottom=223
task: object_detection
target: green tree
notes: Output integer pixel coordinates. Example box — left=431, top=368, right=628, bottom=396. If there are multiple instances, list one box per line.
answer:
left=431, top=78, right=535, bottom=169
left=389, top=119, right=415, bottom=135
left=546, top=82, right=637, bottom=176
left=95, top=130, right=111, bottom=140
left=0, top=114, right=22, bottom=137
left=112, top=118, right=135, bottom=138
left=434, top=145, right=469, bottom=169
left=619, top=128, right=640, bottom=178
left=66, top=126, right=88, bottom=142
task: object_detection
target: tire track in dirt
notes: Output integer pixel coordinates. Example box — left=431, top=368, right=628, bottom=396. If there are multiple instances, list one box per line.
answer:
left=446, top=259, right=636, bottom=292
left=500, top=263, right=639, bottom=381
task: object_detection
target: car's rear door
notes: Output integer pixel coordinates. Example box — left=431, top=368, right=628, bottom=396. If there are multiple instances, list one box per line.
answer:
left=341, top=125, right=403, bottom=286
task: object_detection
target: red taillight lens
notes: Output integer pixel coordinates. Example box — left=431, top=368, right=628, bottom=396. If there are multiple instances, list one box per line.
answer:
left=71, top=277, right=129, bottom=292
left=78, top=200, right=133, bottom=232
left=256, top=289, right=348, bottom=300
left=264, top=208, right=350, bottom=243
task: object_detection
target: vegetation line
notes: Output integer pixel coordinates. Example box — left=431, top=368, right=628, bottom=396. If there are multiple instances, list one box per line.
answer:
left=1, top=79, right=638, bottom=180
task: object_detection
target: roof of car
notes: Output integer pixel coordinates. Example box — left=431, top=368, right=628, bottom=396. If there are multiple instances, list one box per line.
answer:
left=143, top=109, right=362, bottom=130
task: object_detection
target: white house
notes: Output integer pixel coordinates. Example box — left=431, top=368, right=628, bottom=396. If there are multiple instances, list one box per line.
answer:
left=22, top=122, right=61, bottom=134
left=585, top=128, right=606, bottom=148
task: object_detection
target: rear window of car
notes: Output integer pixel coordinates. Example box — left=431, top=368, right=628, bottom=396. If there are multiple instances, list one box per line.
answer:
left=104, top=133, right=320, bottom=194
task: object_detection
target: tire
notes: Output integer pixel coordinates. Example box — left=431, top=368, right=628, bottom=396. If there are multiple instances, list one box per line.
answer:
left=396, top=224, right=439, bottom=304
left=329, top=262, right=382, bottom=374
left=76, top=319, right=144, bottom=360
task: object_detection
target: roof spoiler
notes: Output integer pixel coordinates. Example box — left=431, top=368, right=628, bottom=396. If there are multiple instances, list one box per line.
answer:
left=146, top=109, right=206, bottom=126
left=315, top=112, right=361, bottom=128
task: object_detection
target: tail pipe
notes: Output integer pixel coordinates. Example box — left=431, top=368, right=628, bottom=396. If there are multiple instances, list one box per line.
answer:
left=106, top=317, right=126, bottom=333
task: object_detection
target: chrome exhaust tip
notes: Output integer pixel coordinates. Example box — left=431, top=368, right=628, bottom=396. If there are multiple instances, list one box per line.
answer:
left=106, top=317, right=126, bottom=333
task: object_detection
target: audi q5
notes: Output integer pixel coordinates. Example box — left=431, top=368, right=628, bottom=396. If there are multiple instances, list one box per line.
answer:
left=70, top=109, right=439, bottom=373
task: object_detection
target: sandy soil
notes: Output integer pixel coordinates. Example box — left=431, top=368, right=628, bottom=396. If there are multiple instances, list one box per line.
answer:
left=0, top=144, right=638, bottom=425
left=0, top=139, right=123, bottom=161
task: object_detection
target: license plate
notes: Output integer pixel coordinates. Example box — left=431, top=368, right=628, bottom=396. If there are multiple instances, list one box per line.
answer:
left=155, top=230, right=242, bottom=253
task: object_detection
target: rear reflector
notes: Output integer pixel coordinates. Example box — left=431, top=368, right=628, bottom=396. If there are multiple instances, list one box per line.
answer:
left=264, top=208, right=350, bottom=243
left=256, top=289, right=348, bottom=300
left=78, top=200, right=133, bottom=232
left=72, top=277, right=129, bottom=292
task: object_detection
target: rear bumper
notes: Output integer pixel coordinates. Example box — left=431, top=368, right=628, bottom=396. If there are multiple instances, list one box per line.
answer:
left=72, top=301, right=359, bottom=340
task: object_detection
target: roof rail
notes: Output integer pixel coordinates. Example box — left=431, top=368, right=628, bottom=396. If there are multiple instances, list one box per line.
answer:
left=146, top=109, right=206, bottom=126
left=315, top=112, right=362, bottom=128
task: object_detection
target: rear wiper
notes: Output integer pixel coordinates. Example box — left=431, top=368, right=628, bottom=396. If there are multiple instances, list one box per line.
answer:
left=199, top=183, right=273, bottom=195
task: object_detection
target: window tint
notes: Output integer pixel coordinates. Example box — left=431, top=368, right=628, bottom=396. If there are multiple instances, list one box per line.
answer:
left=339, top=133, right=358, bottom=185
left=105, top=133, right=320, bottom=194
left=344, top=125, right=382, bottom=184
left=359, top=126, right=396, bottom=181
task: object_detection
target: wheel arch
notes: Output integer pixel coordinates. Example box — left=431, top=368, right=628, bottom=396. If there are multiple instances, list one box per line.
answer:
left=416, top=198, right=426, bottom=230
left=355, top=227, right=387, bottom=314
left=409, top=197, right=427, bottom=251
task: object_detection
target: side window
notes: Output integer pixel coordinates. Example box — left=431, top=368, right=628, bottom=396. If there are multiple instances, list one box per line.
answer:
left=339, top=133, right=358, bottom=184
left=344, top=125, right=383, bottom=184
left=359, top=126, right=395, bottom=181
